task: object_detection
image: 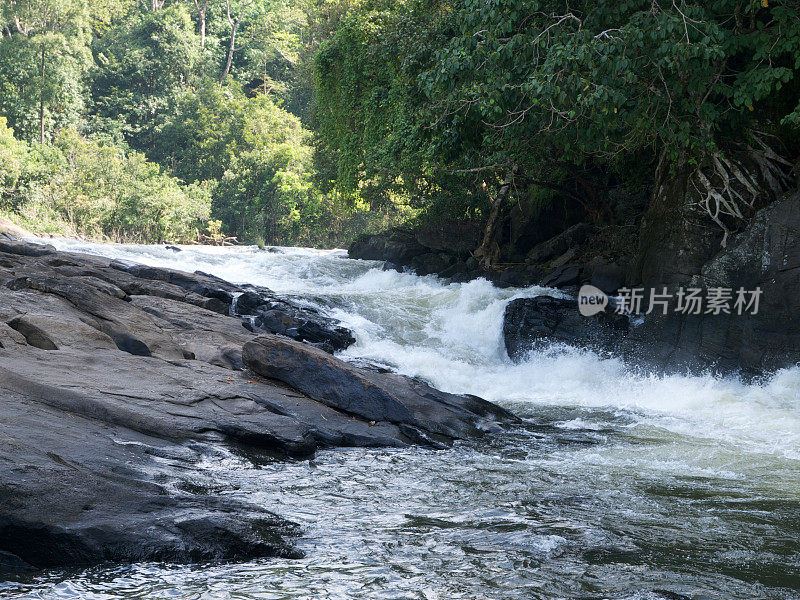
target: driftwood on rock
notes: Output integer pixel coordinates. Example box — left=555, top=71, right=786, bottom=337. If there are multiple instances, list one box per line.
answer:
left=197, top=233, right=240, bottom=246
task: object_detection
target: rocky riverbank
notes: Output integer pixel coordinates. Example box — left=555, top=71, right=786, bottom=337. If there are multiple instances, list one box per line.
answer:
left=0, top=230, right=516, bottom=573
left=351, top=191, right=800, bottom=376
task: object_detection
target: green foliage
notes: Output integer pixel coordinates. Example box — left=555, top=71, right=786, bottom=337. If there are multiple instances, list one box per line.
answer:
left=315, top=3, right=436, bottom=198
left=0, top=126, right=211, bottom=242
left=89, top=4, right=203, bottom=150
left=0, top=116, right=28, bottom=206
left=153, top=83, right=303, bottom=183
left=0, top=0, right=417, bottom=248
left=237, top=0, right=308, bottom=102
left=315, top=0, right=800, bottom=227
left=422, top=0, right=800, bottom=165
left=207, top=90, right=324, bottom=243
left=152, top=82, right=362, bottom=245
left=0, top=0, right=92, bottom=142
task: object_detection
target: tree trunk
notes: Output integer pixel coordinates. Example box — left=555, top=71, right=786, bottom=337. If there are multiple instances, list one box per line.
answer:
left=634, top=152, right=722, bottom=288
left=473, top=170, right=515, bottom=269
left=219, top=20, right=239, bottom=83
left=39, top=44, right=45, bottom=144
left=193, top=0, right=207, bottom=50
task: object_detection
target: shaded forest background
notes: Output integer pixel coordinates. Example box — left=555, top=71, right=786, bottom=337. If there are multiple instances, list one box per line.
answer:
left=0, top=0, right=416, bottom=246
left=1, top=0, right=799, bottom=252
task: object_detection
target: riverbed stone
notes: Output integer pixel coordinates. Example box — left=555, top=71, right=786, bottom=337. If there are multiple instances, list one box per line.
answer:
left=243, top=335, right=517, bottom=441
left=0, top=239, right=517, bottom=572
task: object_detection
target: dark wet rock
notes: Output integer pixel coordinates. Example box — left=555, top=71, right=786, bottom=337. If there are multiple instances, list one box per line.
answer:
left=486, top=269, right=536, bottom=288
left=0, top=239, right=55, bottom=257
left=107, top=258, right=355, bottom=353
left=632, top=164, right=725, bottom=289
left=0, top=376, right=303, bottom=569
left=6, top=315, right=59, bottom=350
left=349, top=228, right=425, bottom=263
left=225, top=286, right=355, bottom=353
left=0, top=218, right=31, bottom=241
left=0, top=239, right=516, bottom=572
left=438, top=260, right=470, bottom=280
left=502, top=192, right=800, bottom=374
left=349, top=223, right=481, bottom=279
left=234, top=290, right=265, bottom=315
left=410, top=252, right=455, bottom=276
left=349, top=220, right=597, bottom=288
left=382, top=261, right=403, bottom=273
left=252, top=305, right=356, bottom=353
left=503, top=296, right=629, bottom=361
left=622, top=192, right=800, bottom=374
left=413, top=221, right=481, bottom=257
left=0, top=550, right=35, bottom=573
left=548, top=247, right=578, bottom=269
left=243, top=335, right=518, bottom=442
left=540, top=264, right=582, bottom=288
left=590, top=262, right=626, bottom=295
left=110, top=259, right=239, bottom=307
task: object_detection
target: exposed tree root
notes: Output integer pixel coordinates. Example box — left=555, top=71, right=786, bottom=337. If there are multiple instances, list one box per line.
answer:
left=689, top=134, right=793, bottom=246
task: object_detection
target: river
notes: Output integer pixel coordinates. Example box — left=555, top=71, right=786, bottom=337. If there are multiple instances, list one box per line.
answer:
left=2, top=241, right=799, bottom=599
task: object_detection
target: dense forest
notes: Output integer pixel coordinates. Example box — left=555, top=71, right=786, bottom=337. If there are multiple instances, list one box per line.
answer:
left=0, top=0, right=414, bottom=245
left=1, top=0, right=799, bottom=252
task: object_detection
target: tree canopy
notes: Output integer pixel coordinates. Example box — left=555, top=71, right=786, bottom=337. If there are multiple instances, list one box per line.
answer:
left=315, top=0, right=800, bottom=255
left=0, top=0, right=410, bottom=245
left=1, top=0, right=798, bottom=251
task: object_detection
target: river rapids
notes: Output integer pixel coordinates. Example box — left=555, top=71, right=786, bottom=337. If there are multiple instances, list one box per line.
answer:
left=3, top=241, right=799, bottom=600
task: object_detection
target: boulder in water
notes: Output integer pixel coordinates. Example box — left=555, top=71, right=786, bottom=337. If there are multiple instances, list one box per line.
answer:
left=243, top=335, right=518, bottom=442
left=503, top=296, right=629, bottom=361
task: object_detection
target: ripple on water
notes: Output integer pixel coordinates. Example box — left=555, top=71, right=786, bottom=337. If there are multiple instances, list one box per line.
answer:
left=7, top=238, right=799, bottom=599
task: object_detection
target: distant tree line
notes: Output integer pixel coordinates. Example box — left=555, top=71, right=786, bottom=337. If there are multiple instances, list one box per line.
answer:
left=0, top=0, right=410, bottom=245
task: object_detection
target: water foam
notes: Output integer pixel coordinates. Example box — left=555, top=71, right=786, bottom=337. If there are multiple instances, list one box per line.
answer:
left=39, top=238, right=800, bottom=463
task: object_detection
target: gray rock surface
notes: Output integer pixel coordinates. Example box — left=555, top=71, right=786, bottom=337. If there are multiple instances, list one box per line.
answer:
left=623, top=192, right=800, bottom=374
left=0, top=240, right=516, bottom=572
left=244, top=336, right=517, bottom=444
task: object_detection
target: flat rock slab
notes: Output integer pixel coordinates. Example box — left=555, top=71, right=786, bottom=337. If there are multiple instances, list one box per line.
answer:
left=0, top=240, right=517, bottom=572
left=244, top=335, right=517, bottom=444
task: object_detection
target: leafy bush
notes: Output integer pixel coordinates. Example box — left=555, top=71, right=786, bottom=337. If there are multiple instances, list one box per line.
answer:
left=0, top=125, right=211, bottom=242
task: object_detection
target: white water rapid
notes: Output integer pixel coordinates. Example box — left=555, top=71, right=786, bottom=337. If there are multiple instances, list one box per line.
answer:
left=3, top=239, right=798, bottom=600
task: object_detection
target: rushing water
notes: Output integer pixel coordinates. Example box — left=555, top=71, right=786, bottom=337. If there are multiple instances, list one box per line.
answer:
left=3, top=241, right=800, bottom=600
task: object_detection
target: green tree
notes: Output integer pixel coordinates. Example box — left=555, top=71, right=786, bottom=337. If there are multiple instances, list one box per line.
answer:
left=0, top=116, right=28, bottom=210
left=0, top=0, right=91, bottom=143
left=316, top=0, right=800, bottom=262
left=1, top=126, right=211, bottom=242
left=151, top=82, right=336, bottom=244
left=89, top=4, right=202, bottom=150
